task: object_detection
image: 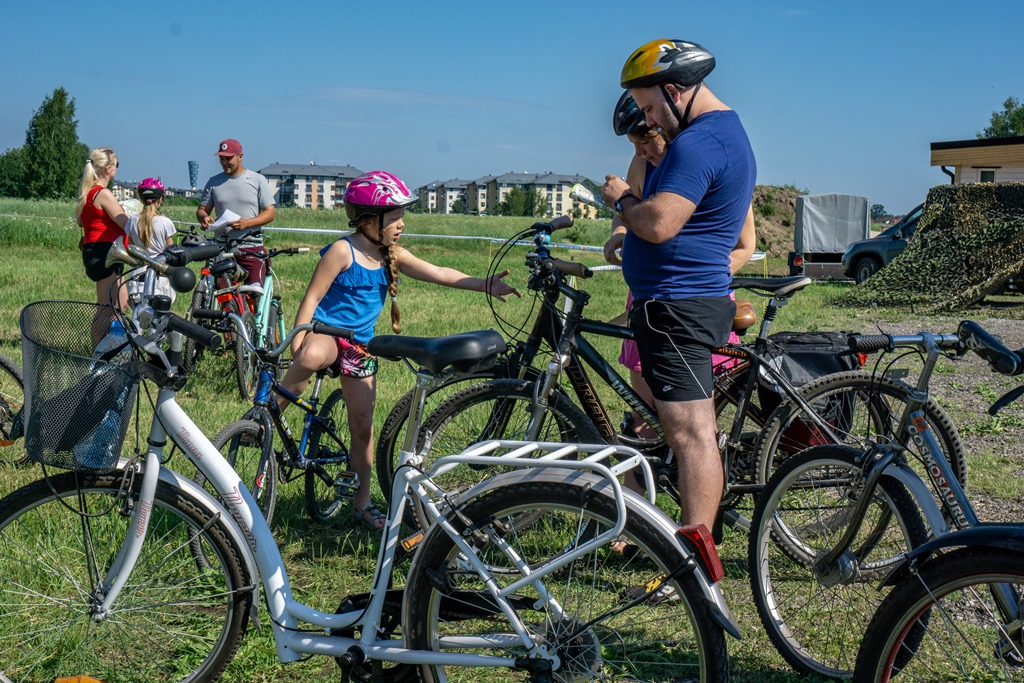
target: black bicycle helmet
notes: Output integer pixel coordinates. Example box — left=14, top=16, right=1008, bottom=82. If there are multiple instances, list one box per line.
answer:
left=620, top=39, right=715, bottom=89
left=612, top=91, right=646, bottom=136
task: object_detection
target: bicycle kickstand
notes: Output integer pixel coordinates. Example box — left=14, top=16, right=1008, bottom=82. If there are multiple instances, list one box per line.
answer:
left=516, top=657, right=554, bottom=683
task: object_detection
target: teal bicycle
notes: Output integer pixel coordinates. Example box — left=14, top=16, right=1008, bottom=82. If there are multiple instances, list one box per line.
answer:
left=181, top=226, right=308, bottom=399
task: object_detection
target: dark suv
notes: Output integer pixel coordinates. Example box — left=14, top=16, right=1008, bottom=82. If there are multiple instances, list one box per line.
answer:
left=841, top=203, right=923, bottom=283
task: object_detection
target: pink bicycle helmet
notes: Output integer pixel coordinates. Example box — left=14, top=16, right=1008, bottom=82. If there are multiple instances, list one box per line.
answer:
left=343, top=171, right=418, bottom=226
left=137, top=177, right=166, bottom=204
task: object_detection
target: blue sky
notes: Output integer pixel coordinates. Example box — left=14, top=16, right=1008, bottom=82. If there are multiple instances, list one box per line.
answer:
left=3, top=1, right=1021, bottom=215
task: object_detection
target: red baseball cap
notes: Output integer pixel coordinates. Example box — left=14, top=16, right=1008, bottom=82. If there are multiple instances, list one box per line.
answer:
left=215, top=139, right=243, bottom=157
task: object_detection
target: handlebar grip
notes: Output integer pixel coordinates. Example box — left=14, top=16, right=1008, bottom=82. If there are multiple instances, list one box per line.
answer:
left=549, top=215, right=574, bottom=231
left=295, top=247, right=310, bottom=254
left=958, top=321, right=1022, bottom=376
left=191, top=308, right=228, bottom=321
left=180, top=243, right=224, bottom=264
left=166, top=314, right=222, bottom=351
left=848, top=334, right=891, bottom=352
left=312, top=322, right=355, bottom=340
left=550, top=258, right=592, bottom=278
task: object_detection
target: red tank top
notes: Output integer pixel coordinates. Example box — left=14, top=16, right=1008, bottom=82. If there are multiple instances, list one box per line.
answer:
left=80, top=186, right=124, bottom=244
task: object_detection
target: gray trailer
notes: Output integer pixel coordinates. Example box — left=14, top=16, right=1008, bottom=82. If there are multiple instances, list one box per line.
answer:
left=788, top=193, right=870, bottom=279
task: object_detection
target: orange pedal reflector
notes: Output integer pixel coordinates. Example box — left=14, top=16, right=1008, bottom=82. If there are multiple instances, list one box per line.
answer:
left=56, top=677, right=106, bottom=683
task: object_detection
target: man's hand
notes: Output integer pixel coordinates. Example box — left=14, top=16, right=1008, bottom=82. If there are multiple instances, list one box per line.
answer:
left=603, top=231, right=625, bottom=265
left=197, top=210, right=213, bottom=229
left=602, top=175, right=630, bottom=207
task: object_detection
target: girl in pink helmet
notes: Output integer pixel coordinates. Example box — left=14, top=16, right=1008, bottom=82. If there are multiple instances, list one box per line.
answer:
left=278, top=170, right=519, bottom=530
left=125, top=178, right=177, bottom=303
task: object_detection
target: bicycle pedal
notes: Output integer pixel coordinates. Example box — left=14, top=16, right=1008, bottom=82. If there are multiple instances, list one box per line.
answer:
left=334, top=471, right=359, bottom=493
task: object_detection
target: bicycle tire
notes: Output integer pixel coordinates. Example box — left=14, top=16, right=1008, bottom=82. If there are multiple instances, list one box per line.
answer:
left=854, top=547, right=1024, bottom=682
left=0, top=470, right=251, bottom=683
left=403, top=476, right=729, bottom=682
left=408, top=378, right=604, bottom=531
left=182, top=281, right=211, bottom=373
left=375, top=362, right=544, bottom=509
left=753, top=370, right=967, bottom=491
left=234, top=310, right=258, bottom=400
left=0, top=352, right=27, bottom=464
left=203, top=417, right=278, bottom=524
left=305, top=388, right=353, bottom=522
left=748, top=444, right=928, bottom=680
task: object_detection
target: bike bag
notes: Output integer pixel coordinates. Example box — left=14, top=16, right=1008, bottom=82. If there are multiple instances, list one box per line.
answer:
left=757, top=331, right=860, bottom=453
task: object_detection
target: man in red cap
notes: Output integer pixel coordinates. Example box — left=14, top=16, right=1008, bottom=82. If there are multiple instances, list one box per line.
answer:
left=197, top=138, right=276, bottom=291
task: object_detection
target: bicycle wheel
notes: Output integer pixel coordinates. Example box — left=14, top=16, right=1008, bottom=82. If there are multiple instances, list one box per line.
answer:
left=234, top=310, right=258, bottom=400
left=748, top=444, right=928, bottom=680
left=0, top=353, right=27, bottom=464
left=403, top=476, right=729, bottom=682
left=375, top=363, right=540, bottom=508
left=410, top=378, right=603, bottom=531
left=205, top=417, right=277, bottom=523
left=754, top=370, right=967, bottom=491
left=0, top=470, right=251, bottom=683
left=182, top=280, right=211, bottom=373
left=305, top=388, right=353, bottom=522
left=855, top=547, right=1024, bottom=682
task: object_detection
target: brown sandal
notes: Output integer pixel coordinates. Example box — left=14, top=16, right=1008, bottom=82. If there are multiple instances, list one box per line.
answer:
left=353, top=502, right=386, bottom=531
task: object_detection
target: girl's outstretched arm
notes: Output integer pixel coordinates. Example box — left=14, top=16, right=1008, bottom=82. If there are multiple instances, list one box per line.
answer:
left=397, top=249, right=521, bottom=301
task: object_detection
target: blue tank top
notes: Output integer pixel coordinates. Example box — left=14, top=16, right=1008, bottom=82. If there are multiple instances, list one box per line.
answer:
left=313, top=238, right=388, bottom=344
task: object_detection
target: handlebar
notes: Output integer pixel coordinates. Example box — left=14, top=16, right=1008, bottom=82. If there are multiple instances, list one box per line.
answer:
left=546, top=258, right=592, bottom=279
left=166, top=313, right=222, bottom=351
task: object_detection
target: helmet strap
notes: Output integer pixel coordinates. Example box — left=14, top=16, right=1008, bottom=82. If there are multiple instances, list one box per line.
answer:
left=661, top=82, right=702, bottom=133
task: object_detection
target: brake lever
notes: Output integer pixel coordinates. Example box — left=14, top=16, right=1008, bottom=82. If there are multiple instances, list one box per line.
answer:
left=989, top=385, right=1024, bottom=416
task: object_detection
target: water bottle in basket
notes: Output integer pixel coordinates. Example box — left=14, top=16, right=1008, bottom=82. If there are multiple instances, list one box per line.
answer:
left=76, top=319, right=133, bottom=468
left=91, top=319, right=130, bottom=369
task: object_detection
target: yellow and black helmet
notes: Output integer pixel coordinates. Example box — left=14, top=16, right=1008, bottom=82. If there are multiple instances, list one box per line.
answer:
left=620, top=39, right=716, bottom=89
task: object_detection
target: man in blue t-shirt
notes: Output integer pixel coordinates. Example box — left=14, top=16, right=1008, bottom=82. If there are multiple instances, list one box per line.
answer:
left=603, top=39, right=756, bottom=533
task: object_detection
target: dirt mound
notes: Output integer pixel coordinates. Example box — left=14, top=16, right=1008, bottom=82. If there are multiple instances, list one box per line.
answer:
left=750, top=185, right=802, bottom=262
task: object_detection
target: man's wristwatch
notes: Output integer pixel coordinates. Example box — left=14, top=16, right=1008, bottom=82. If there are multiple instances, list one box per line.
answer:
left=614, top=193, right=640, bottom=214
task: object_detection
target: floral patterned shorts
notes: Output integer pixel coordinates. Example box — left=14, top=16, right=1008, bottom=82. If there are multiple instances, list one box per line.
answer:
left=333, top=336, right=378, bottom=378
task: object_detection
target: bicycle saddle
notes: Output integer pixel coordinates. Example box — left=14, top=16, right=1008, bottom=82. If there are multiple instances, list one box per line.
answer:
left=731, top=276, right=812, bottom=299
left=368, top=330, right=507, bottom=375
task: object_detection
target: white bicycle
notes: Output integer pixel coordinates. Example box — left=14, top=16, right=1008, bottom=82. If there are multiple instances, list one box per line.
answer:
left=0, top=243, right=738, bottom=682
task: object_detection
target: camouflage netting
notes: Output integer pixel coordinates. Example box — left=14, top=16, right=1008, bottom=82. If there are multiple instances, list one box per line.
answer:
left=838, top=182, right=1024, bottom=312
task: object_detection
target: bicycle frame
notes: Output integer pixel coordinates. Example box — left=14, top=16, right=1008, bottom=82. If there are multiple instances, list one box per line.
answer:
left=92, top=338, right=700, bottom=670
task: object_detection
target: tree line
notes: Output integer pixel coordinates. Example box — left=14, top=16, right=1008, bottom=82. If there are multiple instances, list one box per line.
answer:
left=2, top=89, right=1022, bottom=206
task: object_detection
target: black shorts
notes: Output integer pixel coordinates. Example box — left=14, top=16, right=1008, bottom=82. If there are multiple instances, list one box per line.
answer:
left=628, top=296, right=735, bottom=402
left=81, top=242, right=124, bottom=282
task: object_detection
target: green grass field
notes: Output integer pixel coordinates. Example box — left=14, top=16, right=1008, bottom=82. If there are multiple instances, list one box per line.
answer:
left=1, top=196, right=1023, bottom=681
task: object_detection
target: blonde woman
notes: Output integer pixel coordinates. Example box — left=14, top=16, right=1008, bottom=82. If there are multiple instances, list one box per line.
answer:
left=76, top=147, right=128, bottom=342
left=124, top=178, right=177, bottom=303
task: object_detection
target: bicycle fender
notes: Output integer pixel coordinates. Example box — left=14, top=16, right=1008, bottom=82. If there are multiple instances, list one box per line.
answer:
left=881, top=524, right=1024, bottom=587
left=114, top=457, right=261, bottom=598
left=453, top=468, right=742, bottom=639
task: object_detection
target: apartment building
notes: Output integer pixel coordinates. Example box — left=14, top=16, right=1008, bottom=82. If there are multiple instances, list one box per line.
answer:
left=486, top=171, right=601, bottom=218
left=259, top=163, right=363, bottom=209
left=417, top=181, right=439, bottom=212
left=436, top=178, right=472, bottom=214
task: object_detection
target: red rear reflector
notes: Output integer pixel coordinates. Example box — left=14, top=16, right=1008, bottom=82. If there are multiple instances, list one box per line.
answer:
left=794, top=255, right=803, bottom=267
left=216, top=293, right=232, bottom=304
left=678, top=524, right=724, bottom=583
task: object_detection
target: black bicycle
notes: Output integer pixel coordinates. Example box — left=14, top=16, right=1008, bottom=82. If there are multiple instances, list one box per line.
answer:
left=377, top=215, right=913, bottom=535
left=191, top=309, right=355, bottom=524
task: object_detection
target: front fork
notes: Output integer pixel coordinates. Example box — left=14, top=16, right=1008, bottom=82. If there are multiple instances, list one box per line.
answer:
left=91, top=449, right=163, bottom=621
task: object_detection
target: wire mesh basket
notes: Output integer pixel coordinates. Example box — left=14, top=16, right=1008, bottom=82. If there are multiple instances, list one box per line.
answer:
left=20, top=301, right=139, bottom=471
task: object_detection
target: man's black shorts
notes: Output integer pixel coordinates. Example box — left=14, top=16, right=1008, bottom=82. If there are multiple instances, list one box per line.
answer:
left=81, top=242, right=124, bottom=282
left=628, top=296, right=735, bottom=402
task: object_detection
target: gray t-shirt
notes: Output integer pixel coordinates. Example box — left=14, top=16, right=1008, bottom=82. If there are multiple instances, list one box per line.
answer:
left=201, top=169, right=276, bottom=243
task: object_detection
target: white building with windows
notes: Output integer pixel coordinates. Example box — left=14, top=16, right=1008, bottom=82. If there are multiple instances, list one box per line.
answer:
left=930, top=136, right=1024, bottom=184
left=259, top=163, right=363, bottom=209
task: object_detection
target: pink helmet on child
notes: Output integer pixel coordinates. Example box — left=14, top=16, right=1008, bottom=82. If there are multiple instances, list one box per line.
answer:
left=343, top=171, right=418, bottom=226
left=137, top=177, right=166, bottom=204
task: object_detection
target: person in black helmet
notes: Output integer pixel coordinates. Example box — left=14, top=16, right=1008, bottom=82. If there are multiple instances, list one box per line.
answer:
left=601, top=39, right=756, bottom=534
